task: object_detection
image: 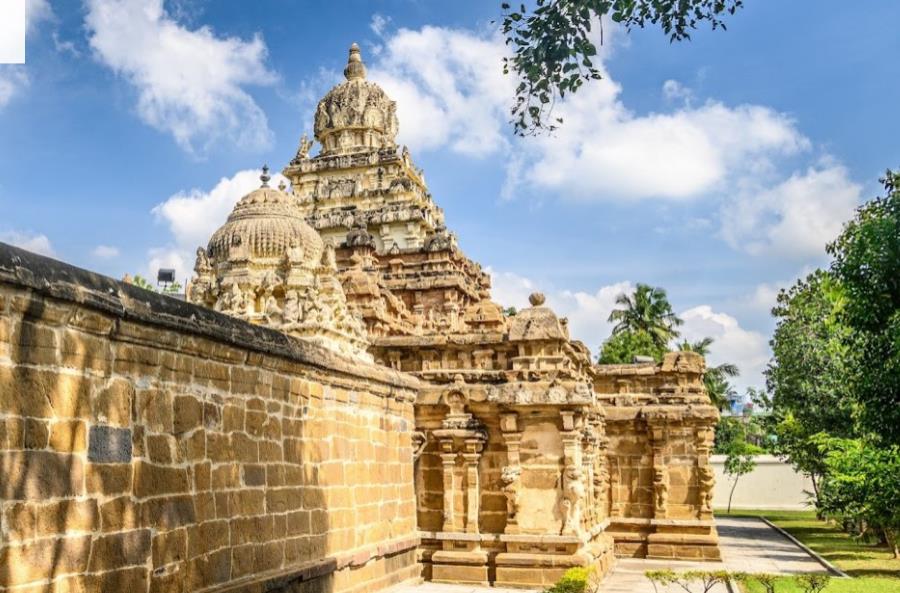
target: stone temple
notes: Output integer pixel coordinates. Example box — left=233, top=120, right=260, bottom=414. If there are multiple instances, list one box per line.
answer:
left=0, top=44, right=719, bottom=593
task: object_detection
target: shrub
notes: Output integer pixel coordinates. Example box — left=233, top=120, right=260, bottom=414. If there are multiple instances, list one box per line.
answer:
left=796, top=574, right=830, bottom=593
left=547, top=567, right=594, bottom=593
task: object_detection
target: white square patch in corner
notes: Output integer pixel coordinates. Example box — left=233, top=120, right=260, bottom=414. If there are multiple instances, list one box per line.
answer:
left=0, top=0, right=27, bottom=64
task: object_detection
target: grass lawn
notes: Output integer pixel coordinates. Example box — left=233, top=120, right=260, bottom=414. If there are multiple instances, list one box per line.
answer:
left=718, top=509, right=900, bottom=593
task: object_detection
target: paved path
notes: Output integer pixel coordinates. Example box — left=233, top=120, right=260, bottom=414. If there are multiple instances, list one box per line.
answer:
left=717, top=516, right=824, bottom=574
left=387, top=517, right=827, bottom=593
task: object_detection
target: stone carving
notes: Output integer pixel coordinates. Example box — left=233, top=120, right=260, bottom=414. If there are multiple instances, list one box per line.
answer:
left=296, top=133, right=313, bottom=160
left=699, top=465, right=716, bottom=514
left=653, top=465, right=669, bottom=516
left=561, top=466, right=585, bottom=535
left=188, top=169, right=370, bottom=360
left=500, top=466, right=522, bottom=520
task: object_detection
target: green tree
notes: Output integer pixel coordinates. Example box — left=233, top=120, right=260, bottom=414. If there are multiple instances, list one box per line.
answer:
left=607, top=283, right=682, bottom=349
left=500, top=0, right=743, bottom=135
left=131, top=275, right=155, bottom=291
left=597, top=329, right=666, bottom=364
left=815, top=436, right=900, bottom=558
left=679, top=337, right=740, bottom=411
left=765, top=269, right=856, bottom=501
left=723, top=441, right=757, bottom=513
left=129, top=274, right=182, bottom=295
left=828, top=169, right=900, bottom=445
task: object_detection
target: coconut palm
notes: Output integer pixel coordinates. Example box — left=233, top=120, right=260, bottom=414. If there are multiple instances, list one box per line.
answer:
left=679, top=337, right=740, bottom=411
left=608, top=284, right=683, bottom=348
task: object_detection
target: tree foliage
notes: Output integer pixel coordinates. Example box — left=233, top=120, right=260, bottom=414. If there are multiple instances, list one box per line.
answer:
left=766, top=168, right=900, bottom=540
left=500, top=0, right=743, bottom=135
left=765, top=269, right=857, bottom=491
left=607, top=283, right=682, bottom=349
left=680, top=337, right=740, bottom=411
left=815, top=436, right=900, bottom=558
left=827, top=169, right=900, bottom=445
left=597, top=329, right=666, bottom=364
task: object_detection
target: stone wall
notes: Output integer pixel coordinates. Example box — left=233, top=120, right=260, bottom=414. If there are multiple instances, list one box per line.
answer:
left=711, top=455, right=815, bottom=511
left=0, top=244, right=420, bottom=593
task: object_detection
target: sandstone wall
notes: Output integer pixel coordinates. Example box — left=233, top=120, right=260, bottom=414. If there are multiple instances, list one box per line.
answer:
left=0, top=245, right=420, bottom=593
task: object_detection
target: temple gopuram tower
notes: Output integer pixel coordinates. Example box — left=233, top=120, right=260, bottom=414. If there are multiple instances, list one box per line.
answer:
left=190, top=43, right=721, bottom=588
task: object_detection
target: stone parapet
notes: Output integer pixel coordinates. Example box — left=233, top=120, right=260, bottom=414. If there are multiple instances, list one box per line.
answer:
left=0, top=242, right=420, bottom=593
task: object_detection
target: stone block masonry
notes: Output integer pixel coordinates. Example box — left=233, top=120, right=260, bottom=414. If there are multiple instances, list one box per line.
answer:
left=0, top=243, right=421, bottom=593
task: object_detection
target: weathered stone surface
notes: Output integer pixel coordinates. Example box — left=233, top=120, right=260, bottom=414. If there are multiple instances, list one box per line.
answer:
left=0, top=451, right=84, bottom=500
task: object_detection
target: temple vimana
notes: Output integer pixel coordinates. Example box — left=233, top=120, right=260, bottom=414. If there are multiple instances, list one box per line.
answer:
left=0, top=45, right=719, bottom=593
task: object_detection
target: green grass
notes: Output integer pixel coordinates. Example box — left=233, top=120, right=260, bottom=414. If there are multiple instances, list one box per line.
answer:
left=718, top=509, right=900, bottom=593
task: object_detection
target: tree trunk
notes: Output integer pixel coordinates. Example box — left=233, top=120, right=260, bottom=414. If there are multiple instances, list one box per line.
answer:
left=727, top=477, right=739, bottom=513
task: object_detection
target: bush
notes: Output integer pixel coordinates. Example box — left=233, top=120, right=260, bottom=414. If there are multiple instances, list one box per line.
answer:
left=547, top=567, right=594, bottom=593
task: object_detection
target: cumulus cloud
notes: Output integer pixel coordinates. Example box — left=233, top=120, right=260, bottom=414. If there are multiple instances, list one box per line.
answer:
left=0, top=230, right=55, bottom=256
left=367, top=24, right=862, bottom=260
left=720, top=165, right=861, bottom=258
left=92, top=244, right=120, bottom=258
left=369, top=26, right=515, bottom=158
left=149, top=168, right=288, bottom=279
left=145, top=246, right=189, bottom=285
left=490, top=269, right=768, bottom=390
left=679, top=305, right=770, bottom=393
left=84, top=0, right=276, bottom=154
left=0, top=68, right=29, bottom=108
left=370, top=27, right=807, bottom=199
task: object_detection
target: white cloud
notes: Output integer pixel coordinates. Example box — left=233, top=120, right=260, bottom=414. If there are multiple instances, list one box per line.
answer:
left=92, top=244, right=120, bottom=258
left=0, top=230, right=55, bottom=256
left=490, top=268, right=768, bottom=390
left=369, top=26, right=515, bottom=158
left=662, top=79, right=693, bottom=103
left=84, top=0, right=276, bottom=154
left=145, top=246, right=189, bottom=286
left=26, top=0, right=52, bottom=33
left=367, top=24, right=863, bottom=260
left=680, top=305, right=770, bottom=393
left=524, top=87, right=809, bottom=201
left=720, top=165, right=861, bottom=258
left=370, top=14, right=391, bottom=38
left=150, top=168, right=288, bottom=280
left=0, top=68, right=28, bottom=108
left=369, top=26, right=808, bottom=201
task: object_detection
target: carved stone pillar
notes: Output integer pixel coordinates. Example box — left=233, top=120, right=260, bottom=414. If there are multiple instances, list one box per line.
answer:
left=439, top=439, right=460, bottom=532
left=499, top=413, right=522, bottom=534
left=695, top=425, right=715, bottom=519
left=463, top=437, right=485, bottom=533
left=650, top=423, right=669, bottom=520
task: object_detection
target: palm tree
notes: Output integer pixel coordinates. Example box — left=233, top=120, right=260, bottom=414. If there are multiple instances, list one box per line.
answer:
left=608, top=284, right=683, bottom=348
left=680, top=337, right=740, bottom=411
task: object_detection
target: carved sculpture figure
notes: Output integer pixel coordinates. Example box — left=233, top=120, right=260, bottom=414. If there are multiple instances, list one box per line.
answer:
left=653, top=465, right=669, bottom=515
left=561, top=466, right=585, bottom=535
left=699, top=465, right=716, bottom=514
left=500, top=466, right=522, bottom=520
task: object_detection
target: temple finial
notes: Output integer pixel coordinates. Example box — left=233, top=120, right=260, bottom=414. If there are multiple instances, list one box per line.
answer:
left=343, top=42, right=367, bottom=81
left=260, top=165, right=270, bottom=188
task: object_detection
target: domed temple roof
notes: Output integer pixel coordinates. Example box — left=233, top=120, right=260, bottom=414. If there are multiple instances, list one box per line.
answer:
left=313, top=43, right=399, bottom=156
left=207, top=167, right=323, bottom=264
left=189, top=167, right=370, bottom=360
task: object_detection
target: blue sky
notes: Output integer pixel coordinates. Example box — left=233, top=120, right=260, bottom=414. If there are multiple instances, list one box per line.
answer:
left=2, top=0, right=899, bottom=392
